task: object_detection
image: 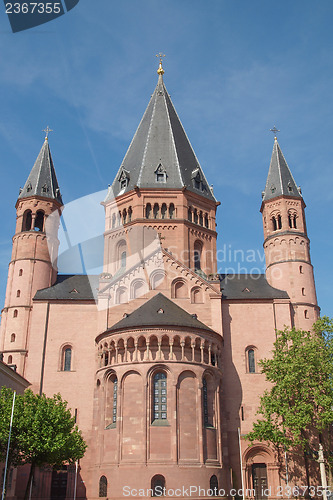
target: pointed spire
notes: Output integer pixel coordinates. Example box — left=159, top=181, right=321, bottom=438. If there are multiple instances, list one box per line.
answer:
left=262, top=137, right=302, bottom=202
left=18, top=136, right=62, bottom=205
left=108, top=63, right=215, bottom=202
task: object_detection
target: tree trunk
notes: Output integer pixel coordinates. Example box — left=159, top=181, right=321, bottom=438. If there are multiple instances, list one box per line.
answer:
left=24, top=463, right=35, bottom=500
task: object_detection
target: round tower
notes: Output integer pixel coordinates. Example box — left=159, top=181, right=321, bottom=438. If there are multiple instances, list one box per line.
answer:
left=0, top=134, right=62, bottom=374
left=260, top=136, right=319, bottom=328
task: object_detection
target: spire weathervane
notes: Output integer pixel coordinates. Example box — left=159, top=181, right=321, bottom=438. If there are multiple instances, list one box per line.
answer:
left=156, top=53, right=165, bottom=76
left=43, top=126, right=53, bottom=140
left=270, top=126, right=280, bottom=140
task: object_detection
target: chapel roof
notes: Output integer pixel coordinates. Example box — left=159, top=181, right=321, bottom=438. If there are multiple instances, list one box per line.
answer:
left=34, top=275, right=99, bottom=301
left=108, top=293, right=215, bottom=333
left=106, top=62, right=215, bottom=202
left=262, top=137, right=302, bottom=202
left=18, top=137, right=63, bottom=204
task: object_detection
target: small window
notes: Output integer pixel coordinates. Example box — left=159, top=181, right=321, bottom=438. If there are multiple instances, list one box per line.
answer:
left=128, top=207, right=132, bottom=222
left=153, top=203, right=159, bottom=219
left=26, top=183, right=32, bottom=193
left=13, top=309, right=18, bottom=318
left=161, top=203, right=167, bottom=219
left=188, top=207, right=192, bottom=222
left=210, top=475, right=219, bottom=496
left=151, top=475, right=165, bottom=497
left=272, top=217, right=277, bottom=231
left=302, top=288, right=305, bottom=296
left=204, top=214, right=209, bottom=229
left=169, top=203, right=175, bottom=219
left=10, top=333, right=16, bottom=343
left=156, top=173, right=166, bottom=182
left=299, top=265, right=303, bottom=274
left=193, top=209, right=198, bottom=224
left=248, top=349, right=255, bottom=373
left=19, top=269, right=23, bottom=277
left=63, top=348, right=72, bottom=371
left=199, top=212, right=203, bottom=226
left=304, top=310, right=309, bottom=319
left=8, top=355, right=12, bottom=364
left=16, top=290, right=21, bottom=298
left=278, top=215, right=282, bottom=229
left=99, top=475, right=107, bottom=497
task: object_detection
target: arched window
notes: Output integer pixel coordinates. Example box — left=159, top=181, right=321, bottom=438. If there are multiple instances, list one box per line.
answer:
left=128, top=207, right=132, bottom=222
left=10, top=334, right=16, bottom=343
left=19, top=269, right=23, bottom=276
left=302, top=288, right=305, bottom=296
left=169, top=203, right=175, bottom=219
left=193, top=209, right=198, bottom=224
left=145, top=203, right=152, bottom=219
left=16, top=290, right=21, bottom=298
left=299, top=265, right=303, bottom=274
left=151, top=475, right=165, bottom=497
left=122, top=209, right=127, bottom=225
left=153, top=203, right=159, bottom=219
left=272, top=217, right=277, bottom=231
left=172, top=279, right=188, bottom=299
left=304, top=310, right=309, bottom=319
left=121, top=251, right=126, bottom=268
left=278, top=215, right=282, bottom=229
left=210, top=475, right=218, bottom=496
left=116, top=287, right=127, bottom=304
left=194, top=241, right=203, bottom=271
left=153, top=373, right=167, bottom=422
left=161, top=203, right=167, bottom=219
left=248, top=349, right=255, bottom=373
left=202, top=376, right=215, bottom=427
left=63, top=347, right=72, bottom=371
left=22, top=210, right=32, bottom=231
left=34, top=210, right=44, bottom=232
left=105, top=376, right=118, bottom=426
left=199, top=211, right=203, bottom=226
left=204, top=214, right=209, bottom=229
left=13, top=309, right=18, bottom=318
left=99, top=475, right=107, bottom=497
left=188, top=207, right=192, bottom=222
left=8, top=355, right=12, bottom=364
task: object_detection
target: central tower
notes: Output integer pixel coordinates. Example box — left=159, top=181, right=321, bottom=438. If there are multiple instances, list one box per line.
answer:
left=92, top=61, right=223, bottom=499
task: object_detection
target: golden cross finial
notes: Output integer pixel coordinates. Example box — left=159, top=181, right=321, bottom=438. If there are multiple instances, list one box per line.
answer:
left=156, top=53, right=166, bottom=75
left=43, top=126, right=53, bottom=140
left=270, top=125, right=280, bottom=140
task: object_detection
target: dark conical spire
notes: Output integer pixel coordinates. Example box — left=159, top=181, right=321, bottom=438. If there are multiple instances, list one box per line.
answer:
left=107, top=64, right=215, bottom=202
left=262, top=137, right=302, bottom=202
left=18, top=137, right=62, bottom=204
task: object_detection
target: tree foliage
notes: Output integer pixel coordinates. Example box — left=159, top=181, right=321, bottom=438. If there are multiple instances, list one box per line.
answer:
left=246, top=317, right=333, bottom=451
left=0, top=388, right=86, bottom=497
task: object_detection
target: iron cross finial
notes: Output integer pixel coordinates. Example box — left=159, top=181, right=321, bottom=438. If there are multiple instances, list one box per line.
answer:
left=43, top=126, right=53, bottom=140
left=270, top=126, right=280, bottom=140
left=156, top=53, right=166, bottom=76
left=156, top=53, right=166, bottom=64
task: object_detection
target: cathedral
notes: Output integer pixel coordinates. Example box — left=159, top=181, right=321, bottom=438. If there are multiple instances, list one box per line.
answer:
left=0, top=60, right=319, bottom=499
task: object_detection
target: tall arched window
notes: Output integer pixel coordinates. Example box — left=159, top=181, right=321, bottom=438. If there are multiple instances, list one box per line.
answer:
left=188, top=207, right=192, bottom=222
left=10, top=333, right=16, bottom=343
left=145, top=203, right=152, bottom=219
left=99, top=476, right=107, bottom=497
left=63, top=347, right=72, bottom=371
left=34, top=210, right=45, bottom=232
left=248, top=349, right=255, bottom=373
left=169, top=203, right=175, bottom=219
left=121, top=251, right=126, bottom=268
left=13, top=309, right=18, bottom=318
left=153, top=203, right=159, bottom=219
left=22, top=210, right=32, bottom=231
left=161, top=203, right=167, bottom=219
left=151, top=475, right=165, bottom=497
left=194, top=241, right=203, bottom=271
left=153, top=373, right=167, bottom=422
left=202, top=376, right=215, bottom=427
left=16, top=290, right=21, bottom=298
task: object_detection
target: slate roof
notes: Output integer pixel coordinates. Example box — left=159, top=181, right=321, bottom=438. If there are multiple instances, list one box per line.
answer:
left=220, top=274, right=289, bottom=300
left=18, top=138, right=63, bottom=204
left=106, top=70, right=215, bottom=202
left=108, top=293, right=215, bottom=333
left=262, top=138, right=301, bottom=202
left=34, top=275, right=99, bottom=300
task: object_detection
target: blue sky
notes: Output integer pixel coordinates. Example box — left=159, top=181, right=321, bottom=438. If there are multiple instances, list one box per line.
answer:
left=0, top=0, right=332, bottom=317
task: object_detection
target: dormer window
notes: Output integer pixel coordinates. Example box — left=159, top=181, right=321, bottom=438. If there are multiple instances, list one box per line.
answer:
left=26, top=182, right=32, bottom=193
left=118, top=169, right=130, bottom=190
left=287, top=181, right=293, bottom=193
left=191, top=168, right=202, bottom=191
left=42, top=184, right=49, bottom=193
left=155, top=163, right=167, bottom=183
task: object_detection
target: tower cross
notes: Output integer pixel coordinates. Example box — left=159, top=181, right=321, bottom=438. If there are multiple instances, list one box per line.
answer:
left=156, top=52, right=166, bottom=64
left=270, top=126, right=280, bottom=139
left=43, top=126, right=53, bottom=139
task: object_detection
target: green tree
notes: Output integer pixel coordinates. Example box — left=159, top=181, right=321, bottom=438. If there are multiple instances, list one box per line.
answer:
left=246, top=317, right=333, bottom=489
left=0, top=388, right=87, bottom=499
